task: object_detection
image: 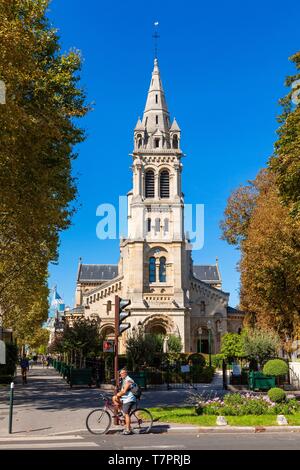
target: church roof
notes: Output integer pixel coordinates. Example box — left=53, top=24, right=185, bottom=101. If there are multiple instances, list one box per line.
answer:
left=78, top=264, right=118, bottom=282
left=227, top=306, right=245, bottom=316
left=193, top=265, right=220, bottom=283
left=170, top=117, right=180, bottom=132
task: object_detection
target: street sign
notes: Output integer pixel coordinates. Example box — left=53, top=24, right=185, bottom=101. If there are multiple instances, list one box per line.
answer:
left=181, top=365, right=190, bottom=373
left=103, top=340, right=114, bottom=353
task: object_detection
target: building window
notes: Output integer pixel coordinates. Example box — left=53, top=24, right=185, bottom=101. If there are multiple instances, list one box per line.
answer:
left=159, top=257, right=166, bottom=282
left=155, top=218, right=160, bottom=233
left=160, top=170, right=170, bottom=198
left=149, top=257, right=156, bottom=283
left=107, top=300, right=112, bottom=313
left=164, top=218, right=169, bottom=233
left=155, top=138, right=160, bottom=148
left=145, top=170, right=155, bottom=198
left=156, top=115, right=158, bottom=124
left=200, top=301, right=205, bottom=313
left=147, top=218, right=151, bottom=232
left=156, top=94, right=158, bottom=103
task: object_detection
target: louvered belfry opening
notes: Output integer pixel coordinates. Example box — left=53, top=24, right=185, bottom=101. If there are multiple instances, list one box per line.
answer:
left=160, top=170, right=170, bottom=198
left=145, top=170, right=155, bottom=198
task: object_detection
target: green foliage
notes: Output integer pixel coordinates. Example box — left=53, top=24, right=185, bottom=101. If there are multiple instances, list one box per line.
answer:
left=269, top=51, right=300, bottom=218
left=191, top=392, right=300, bottom=416
left=221, top=333, right=245, bottom=361
left=268, top=387, right=286, bottom=403
left=167, top=335, right=182, bottom=354
left=49, top=318, right=100, bottom=364
left=211, top=354, right=224, bottom=368
left=126, top=329, right=161, bottom=371
left=188, top=353, right=206, bottom=367
left=243, top=329, right=281, bottom=366
left=0, top=0, right=89, bottom=342
left=263, top=359, right=289, bottom=377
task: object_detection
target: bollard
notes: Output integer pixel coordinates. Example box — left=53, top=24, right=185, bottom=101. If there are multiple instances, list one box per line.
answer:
left=9, top=381, right=14, bottom=434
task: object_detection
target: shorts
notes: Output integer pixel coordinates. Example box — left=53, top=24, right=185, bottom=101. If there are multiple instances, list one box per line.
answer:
left=122, top=401, right=135, bottom=414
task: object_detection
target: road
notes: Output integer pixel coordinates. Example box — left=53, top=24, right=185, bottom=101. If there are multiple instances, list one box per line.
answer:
left=0, top=430, right=300, bottom=450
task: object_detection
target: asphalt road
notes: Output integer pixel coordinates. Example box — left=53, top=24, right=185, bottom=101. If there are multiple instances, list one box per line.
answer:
left=1, top=430, right=300, bottom=450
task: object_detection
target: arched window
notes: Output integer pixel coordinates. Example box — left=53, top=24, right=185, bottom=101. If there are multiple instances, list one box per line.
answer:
left=137, top=134, right=142, bottom=148
left=147, top=218, right=151, bottom=232
left=164, top=218, right=169, bottom=233
left=159, top=257, right=166, bottom=282
left=145, top=170, right=155, bottom=198
left=149, top=257, right=156, bottom=283
left=160, top=170, right=170, bottom=198
left=172, top=134, right=179, bottom=149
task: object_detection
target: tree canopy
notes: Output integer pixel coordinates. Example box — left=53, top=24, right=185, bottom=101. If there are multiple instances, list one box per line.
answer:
left=0, top=1, right=88, bottom=342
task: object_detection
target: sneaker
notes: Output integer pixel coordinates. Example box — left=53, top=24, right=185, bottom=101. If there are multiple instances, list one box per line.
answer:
left=122, top=429, right=133, bottom=435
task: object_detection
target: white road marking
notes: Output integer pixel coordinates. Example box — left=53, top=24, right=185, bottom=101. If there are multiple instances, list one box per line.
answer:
left=123, top=445, right=186, bottom=450
left=0, top=442, right=98, bottom=449
left=0, top=435, right=83, bottom=441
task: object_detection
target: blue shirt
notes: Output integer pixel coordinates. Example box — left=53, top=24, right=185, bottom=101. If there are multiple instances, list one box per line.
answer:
left=121, top=375, right=136, bottom=404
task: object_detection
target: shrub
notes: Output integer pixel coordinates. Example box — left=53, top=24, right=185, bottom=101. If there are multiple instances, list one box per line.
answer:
left=212, top=354, right=224, bottom=368
left=188, top=353, right=206, bottom=367
left=268, top=387, right=286, bottom=403
left=263, top=359, right=288, bottom=377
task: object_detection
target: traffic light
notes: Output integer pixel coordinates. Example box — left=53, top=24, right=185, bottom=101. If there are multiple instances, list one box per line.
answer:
left=116, top=297, right=131, bottom=336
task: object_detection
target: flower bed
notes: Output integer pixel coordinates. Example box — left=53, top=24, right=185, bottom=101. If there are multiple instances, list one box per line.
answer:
left=194, top=393, right=300, bottom=416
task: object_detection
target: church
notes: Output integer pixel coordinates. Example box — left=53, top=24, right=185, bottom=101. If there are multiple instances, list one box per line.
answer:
left=71, top=58, right=244, bottom=353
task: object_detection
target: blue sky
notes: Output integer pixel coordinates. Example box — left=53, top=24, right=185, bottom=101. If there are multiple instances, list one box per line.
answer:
left=47, top=0, right=300, bottom=308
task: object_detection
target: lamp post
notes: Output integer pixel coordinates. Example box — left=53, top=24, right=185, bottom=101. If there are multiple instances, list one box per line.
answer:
left=198, top=327, right=202, bottom=353
left=207, top=320, right=212, bottom=367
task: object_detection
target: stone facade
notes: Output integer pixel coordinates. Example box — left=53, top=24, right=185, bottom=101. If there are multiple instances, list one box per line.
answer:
left=73, top=58, right=244, bottom=353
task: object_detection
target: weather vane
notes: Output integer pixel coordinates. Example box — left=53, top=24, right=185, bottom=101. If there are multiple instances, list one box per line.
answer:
left=152, top=21, right=160, bottom=59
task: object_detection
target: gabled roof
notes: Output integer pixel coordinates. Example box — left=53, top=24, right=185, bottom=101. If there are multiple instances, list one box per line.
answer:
left=170, top=117, right=180, bottom=132
left=78, top=264, right=118, bottom=282
left=193, top=265, right=220, bottom=283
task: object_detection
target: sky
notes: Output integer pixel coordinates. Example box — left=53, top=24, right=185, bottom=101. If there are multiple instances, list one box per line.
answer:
left=47, top=0, right=300, bottom=308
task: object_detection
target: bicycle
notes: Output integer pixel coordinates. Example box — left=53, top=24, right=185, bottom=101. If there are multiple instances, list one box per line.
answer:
left=86, top=393, right=153, bottom=435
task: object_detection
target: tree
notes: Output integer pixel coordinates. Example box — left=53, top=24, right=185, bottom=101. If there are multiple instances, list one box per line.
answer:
left=167, top=335, right=182, bottom=354
left=220, top=333, right=245, bottom=362
left=269, top=51, right=300, bottom=218
left=126, top=328, right=159, bottom=371
left=0, top=1, right=88, bottom=341
left=50, top=318, right=100, bottom=366
left=25, top=327, right=49, bottom=351
left=243, top=328, right=281, bottom=367
left=221, top=169, right=300, bottom=336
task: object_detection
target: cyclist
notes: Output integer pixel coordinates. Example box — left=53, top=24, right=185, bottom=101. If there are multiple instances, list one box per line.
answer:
left=20, top=354, right=29, bottom=384
left=112, top=368, right=136, bottom=435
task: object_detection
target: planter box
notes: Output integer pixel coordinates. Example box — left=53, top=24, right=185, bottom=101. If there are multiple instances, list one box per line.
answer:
left=249, top=371, right=275, bottom=390
left=69, top=368, right=92, bottom=388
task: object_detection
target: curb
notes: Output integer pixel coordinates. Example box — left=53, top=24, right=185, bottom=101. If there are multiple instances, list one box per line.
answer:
left=158, top=424, right=300, bottom=434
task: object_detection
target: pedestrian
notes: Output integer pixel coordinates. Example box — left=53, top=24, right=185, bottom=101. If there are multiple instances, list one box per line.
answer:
left=20, top=354, right=29, bottom=384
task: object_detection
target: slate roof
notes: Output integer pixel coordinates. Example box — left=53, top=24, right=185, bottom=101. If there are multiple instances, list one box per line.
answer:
left=227, top=306, right=245, bottom=316
left=78, top=264, right=118, bottom=282
left=193, top=265, right=220, bottom=283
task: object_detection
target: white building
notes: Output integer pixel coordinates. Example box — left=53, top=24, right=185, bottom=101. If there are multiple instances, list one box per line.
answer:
left=73, top=58, right=244, bottom=353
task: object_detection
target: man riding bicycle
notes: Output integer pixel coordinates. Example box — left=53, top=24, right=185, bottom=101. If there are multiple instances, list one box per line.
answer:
left=20, top=354, right=29, bottom=384
left=112, top=368, right=136, bottom=435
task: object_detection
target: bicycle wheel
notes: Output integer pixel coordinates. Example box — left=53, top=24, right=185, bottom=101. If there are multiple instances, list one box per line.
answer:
left=86, top=408, right=112, bottom=435
left=130, top=408, right=153, bottom=434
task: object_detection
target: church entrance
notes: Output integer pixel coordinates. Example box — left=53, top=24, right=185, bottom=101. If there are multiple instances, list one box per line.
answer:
left=145, top=325, right=167, bottom=335
left=197, top=339, right=209, bottom=354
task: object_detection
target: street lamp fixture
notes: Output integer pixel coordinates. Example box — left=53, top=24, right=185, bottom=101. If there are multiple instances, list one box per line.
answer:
left=198, top=327, right=202, bottom=353
left=207, top=320, right=212, bottom=367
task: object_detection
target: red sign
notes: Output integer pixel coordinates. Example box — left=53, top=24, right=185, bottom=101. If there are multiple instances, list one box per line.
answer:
left=103, top=340, right=114, bottom=353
